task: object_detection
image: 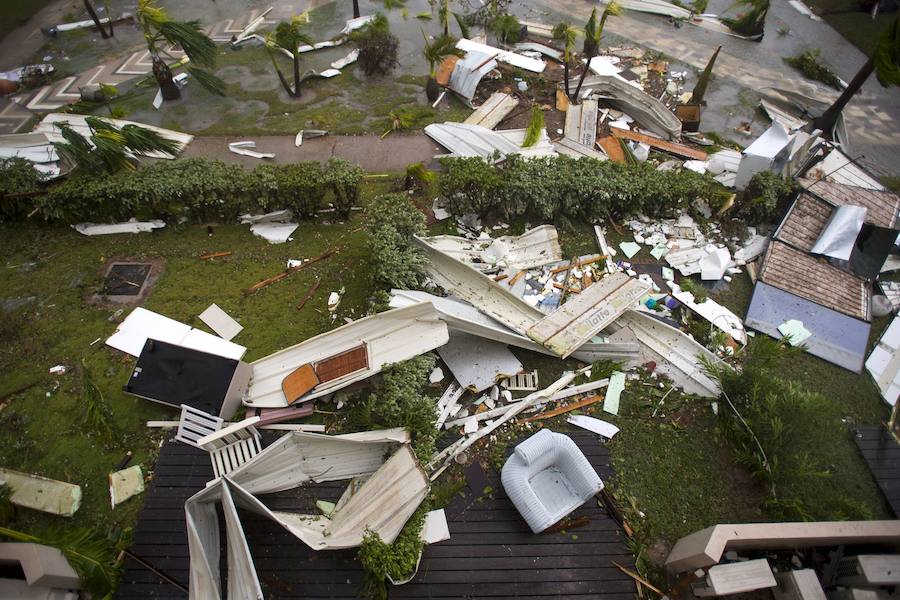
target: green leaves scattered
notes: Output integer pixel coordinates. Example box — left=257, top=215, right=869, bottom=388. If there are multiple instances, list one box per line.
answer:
left=522, top=106, right=544, bottom=148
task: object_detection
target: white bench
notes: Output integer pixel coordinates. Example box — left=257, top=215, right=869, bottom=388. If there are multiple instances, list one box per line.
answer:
left=196, top=417, right=262, bottom=481
left=174, top=405, right=224, bottom=448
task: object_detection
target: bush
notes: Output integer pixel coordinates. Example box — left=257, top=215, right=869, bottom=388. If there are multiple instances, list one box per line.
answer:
left=353, top=14, right=399, bottom=76
left=254, top=162, right=328, bottom=219
left=489, top=14, right=523, bottom=44
left=367, top=193, right=428, bottom=290
left=26, top=157, right=370, bottom=224
left=784, top=49, right=841, bottom=90
left=343, top=355, right=439, bottom=462
left=707, top=338, right=860, bottom=521
left=439, top=155, right=729, bottom=223
left=738, top=171, right=796, bottom=224
left=359, top=503, right=430, bottom=600
left=326, top=158, right=364, bottom=219
left=0, top=158, right=45, bottom=221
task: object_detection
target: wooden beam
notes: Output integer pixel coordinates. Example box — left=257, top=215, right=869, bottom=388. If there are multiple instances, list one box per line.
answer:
left=524, top=394, right=602, bottom=422
left=610, top=128, right=708, bottom=160
left=597, top=135, right=626, bottom=162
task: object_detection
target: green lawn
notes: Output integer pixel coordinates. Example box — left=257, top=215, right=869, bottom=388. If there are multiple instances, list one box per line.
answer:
left=0, top=178, right=394, bottom=546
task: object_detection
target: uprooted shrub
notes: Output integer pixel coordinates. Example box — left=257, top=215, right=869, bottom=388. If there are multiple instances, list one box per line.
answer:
left=439, top=154, right=730, bottom=224
left=783, top=48, right=841, bottom=90
left=352, top=13, right=399, bottom=76
left=358, top=503, right=430, bottom=600
left=366, top=192, right=428, bottom=290
left=706, top=337, right=871, bottom=521
left=736, top=170, right=796, bottom=225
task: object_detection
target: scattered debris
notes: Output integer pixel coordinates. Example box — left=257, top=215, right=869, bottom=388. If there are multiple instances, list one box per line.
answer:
left=228, top=141, right=276, bottom=159
left=778, top=319, right=812, bottom=345
left=245, top=246, right=339, bottom=293
left=604, top=372, right=626, bottom=415
left=567, top=415, right=620, bottom=439
left=525, top=395, right=603, bottom=421
left=438, top=332, right=523, bottom=392
left=74, top=220, right=166, bottom=236
left=109, top=465, right=144, bottom=508
left=464, top=92, right=519, bottom=129
left=0, top=468, right=81, bottom=516
left=199, top=304, right=243, bottom=341
left=456, top=38, right=546, bottom=73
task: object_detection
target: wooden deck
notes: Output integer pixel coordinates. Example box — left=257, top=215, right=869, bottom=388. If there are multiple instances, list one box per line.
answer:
left=117, top=431, right=634, bottom=599
left=854, top=425, right=900, bottom=517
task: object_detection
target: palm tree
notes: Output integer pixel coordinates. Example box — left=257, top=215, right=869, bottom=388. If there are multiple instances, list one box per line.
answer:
left=690, top=45, right=721, bottom=105
left=265, top=18, right=316, bottom=98
left=552, top=22, right=579, bottom=99
left=53, top=116, right=181, bottom=175
left=135, top=0, right=225, bottom=102
left=353, top=0, right=361, bottom=19
left=439, top=0, right=450, bottom=36
left=572, top=1, right=621, bottom=102
left=422, top=32, right=462, bottom=101
left=812, top=16, right=900, bottom=137
left=84, top=0, right=113, bottom=38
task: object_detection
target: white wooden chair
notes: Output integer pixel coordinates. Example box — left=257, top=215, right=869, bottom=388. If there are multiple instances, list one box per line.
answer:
left=196, top=417, right=263, bottom=481
left=174, top=405, right=225, bottom=448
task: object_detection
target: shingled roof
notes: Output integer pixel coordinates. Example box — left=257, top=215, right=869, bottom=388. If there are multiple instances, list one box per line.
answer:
left=759, top=241, right=870, bottom=320
left=775, top=192, right=833, bottom=252
left=800, top=178, right=900, bottom=229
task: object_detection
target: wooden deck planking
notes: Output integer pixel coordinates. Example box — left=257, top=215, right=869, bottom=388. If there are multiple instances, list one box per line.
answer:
left=118, top=431, right=631, bottom=599
left=393, top=431, right=633, bottom=599
left=854, top=426, right=900, bottom=516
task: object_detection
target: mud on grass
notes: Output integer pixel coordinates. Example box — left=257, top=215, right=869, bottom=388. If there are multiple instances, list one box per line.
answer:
left=0, top=180, right=393, bottom=543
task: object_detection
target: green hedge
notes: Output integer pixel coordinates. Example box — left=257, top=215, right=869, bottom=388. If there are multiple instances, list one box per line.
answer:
left=439, top=155, right=730, bottom=223
left=28, top=157, right=363, bottom=224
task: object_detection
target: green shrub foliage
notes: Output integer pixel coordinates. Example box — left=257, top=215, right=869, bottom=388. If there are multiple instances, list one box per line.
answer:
left=738, top=170, right=796, bottom=224
left=439, top=155, right=730, bottom=223
left=29, top=157, right=364, bottom=223
left=0, top=158, right=45, bottom=221
left=367, top=192, right=428, bottom=290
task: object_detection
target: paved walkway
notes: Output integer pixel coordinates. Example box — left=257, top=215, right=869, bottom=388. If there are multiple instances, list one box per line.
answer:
left=544, top=0, right=900, bottom=176
left=182, top=134, right=444, bottom=172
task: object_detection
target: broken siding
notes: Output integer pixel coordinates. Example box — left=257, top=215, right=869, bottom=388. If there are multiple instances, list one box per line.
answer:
left=564, top=99, right=598, bottom=148
left=527, top=273, right=651, bottom=358
left=759, top=241, right=870, bottom=320
left=464, top=93, right=518, bottom=129
left=801, top=179, right=900, bottom=229
left=245, top=303, right=448, bottom=407
left=775, top=192, right=832, bottom=252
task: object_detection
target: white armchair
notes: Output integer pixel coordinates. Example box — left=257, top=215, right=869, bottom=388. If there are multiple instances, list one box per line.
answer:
left=500, top=429, right=603, bottom=533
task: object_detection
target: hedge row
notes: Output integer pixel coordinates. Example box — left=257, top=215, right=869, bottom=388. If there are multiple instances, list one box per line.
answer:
left=18, top=157, right=363, bottom=224
left=438, top=155, right=731, bottom=223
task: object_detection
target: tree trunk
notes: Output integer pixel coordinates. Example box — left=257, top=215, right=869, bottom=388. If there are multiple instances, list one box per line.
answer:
left=83, top=0, right=110, bottom=39
left=811, top=56, right=873, bottom=138
left=426, top=76, right=440, bottom=101
left=352, top=0, right=360, bottom=19
left=563, top=58, right=570, bottom=99
left=292, top=53, right=302, bottom=98
left=152, top=56, right=180, bottom=101
left=571, top=52, right=594, bottom=102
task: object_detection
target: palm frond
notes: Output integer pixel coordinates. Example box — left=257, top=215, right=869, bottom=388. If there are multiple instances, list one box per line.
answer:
left=453, top=12, right=471, bottom=38
left=186, top=66, right=227, bottom=96
left=119, top=124, right=181, bottom=156
left=522, top=106, right=544, bottom=147
left=137, top=0, right=169, bottom=27
left=158, top=20, right=217, bottom=67
left=874, top=15, right=900, bottom=87
left=582, top=8, right=599, bottom=53
left=0, top=527, right=119, bottom=597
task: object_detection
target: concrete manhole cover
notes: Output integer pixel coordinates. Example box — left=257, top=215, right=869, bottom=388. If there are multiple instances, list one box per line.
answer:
left=104, top=263, right=152, bottom=296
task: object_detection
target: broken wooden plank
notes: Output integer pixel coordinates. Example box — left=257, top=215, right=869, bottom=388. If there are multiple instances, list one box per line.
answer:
left=597, top=135, right=626, bottom=162
left=245, top=247, right=339, bottom=294
left=524, top=394, right=602, bottom=422
left=464, top=92, right=519, bottom=129
left=549, top=256, right=605, bottom=274
left=296, top=277, right=322, bottom=310
left=610, top=128, right=708, bottom=160
left=199, top=251, right=232, bottom=260
left=435, top=381, right=465, bottom=429
left=527, top=273, right=651, bottom=358
left=0, top=468, right=81, bottom=516
left=613, top=562, right=664, bottom=595
left=564, top=99, right=598, bottom=148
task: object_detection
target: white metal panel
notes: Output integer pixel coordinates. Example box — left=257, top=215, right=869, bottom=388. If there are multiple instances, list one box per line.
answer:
left=456, top=38, right=545, bottom=72
left=437, top=331, right=522, bottom=392
left=421, top=225, right=563, bottom=271
left=245, top=303, right=448, bottom=407
left=106, top=307, right=246, bottom=360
